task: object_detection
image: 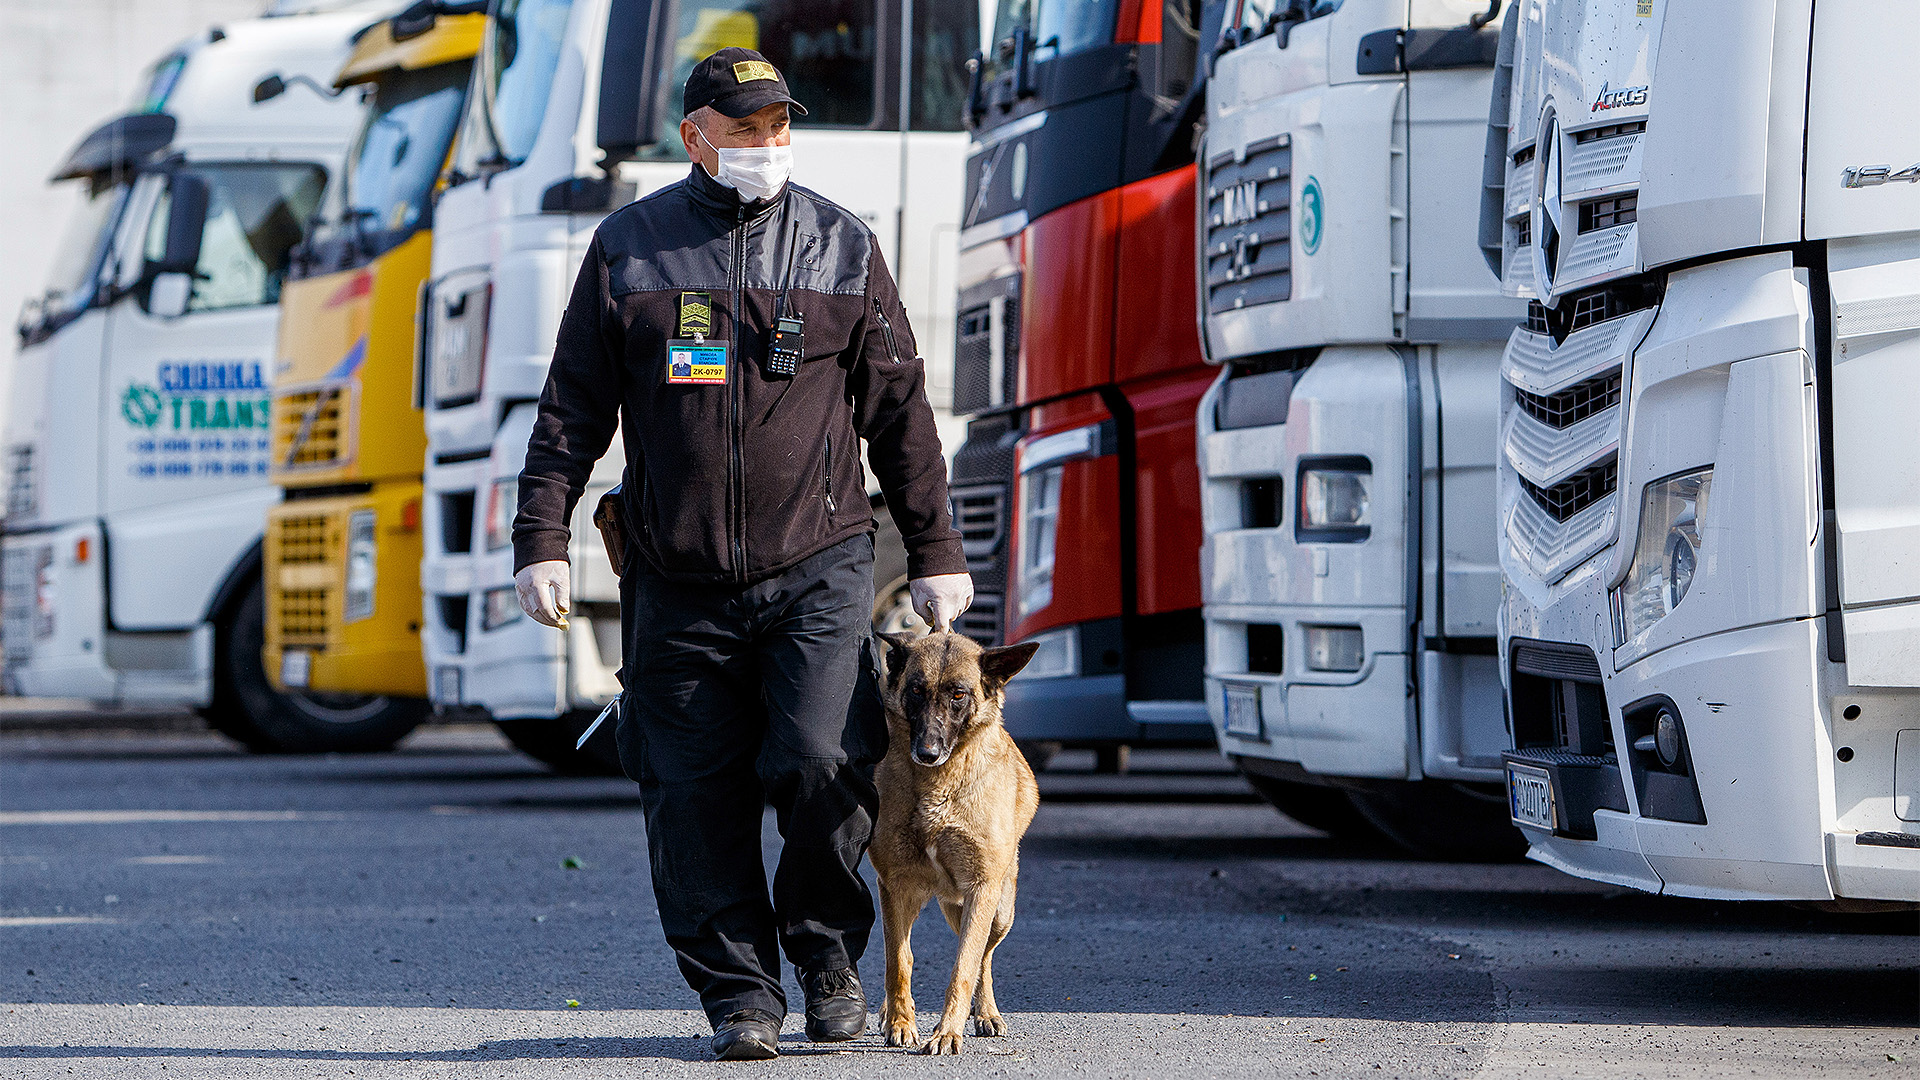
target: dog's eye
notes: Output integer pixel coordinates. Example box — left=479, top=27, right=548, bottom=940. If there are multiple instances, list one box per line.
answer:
left=949, top=687, right=969, bottom=701
left=906, top=686, right=925, bottom=700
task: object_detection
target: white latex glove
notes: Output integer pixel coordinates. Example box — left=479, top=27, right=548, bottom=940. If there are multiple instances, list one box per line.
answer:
left=515, top=560, right=571, bottom=629
left=909, top=572, right=973, bottom=633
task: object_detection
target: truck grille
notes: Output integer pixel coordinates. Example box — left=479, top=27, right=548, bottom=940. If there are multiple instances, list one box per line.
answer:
left=1520, top=457, right=1617, bottom=522
left=956, top=593, right=1001, bottom=648
left=949, top=413, right=1021, bottom=645
left=5, top=446, right=35, bottom=519
left=953, top=273, right=1021, bottom=414
left=273, top=385, right=350, bottom=469
left=274, top=513, right=332, bottom=648
left=1204, top=136, right=1293, bottom=314
left=1514, top=370, right=1621, bottom=429
left=2, top=543, right=52, bottom=661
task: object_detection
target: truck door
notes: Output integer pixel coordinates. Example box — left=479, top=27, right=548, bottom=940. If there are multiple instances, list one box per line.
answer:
left=1808, top=9, right=1920, bottom=686
left=98, top=162, right=327, bottom=631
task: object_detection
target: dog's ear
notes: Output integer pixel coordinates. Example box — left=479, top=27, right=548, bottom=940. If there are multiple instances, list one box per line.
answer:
left=877, top=631, right=916, bottom=687
left=978, top=640, right=1040, bottom=689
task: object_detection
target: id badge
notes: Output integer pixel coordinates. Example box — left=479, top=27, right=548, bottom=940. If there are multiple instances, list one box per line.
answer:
left=666, top=339, right=728, bottom=385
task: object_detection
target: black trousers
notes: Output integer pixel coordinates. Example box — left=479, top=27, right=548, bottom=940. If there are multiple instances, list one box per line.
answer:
left=616, top=533, right=885, bottom=1027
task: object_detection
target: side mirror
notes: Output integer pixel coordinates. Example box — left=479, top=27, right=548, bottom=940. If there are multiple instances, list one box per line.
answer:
left=152, top=173, right=210, bottom=276
left=253, top=74, right=286, bottom=103
left=148, top=272, right=192, bottom=319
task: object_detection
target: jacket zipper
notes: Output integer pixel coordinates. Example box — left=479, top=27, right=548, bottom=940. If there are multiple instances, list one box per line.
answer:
left=729, top=207, right=748, bottom=582
left=873, top=298, right=901, bottom=363
left=824, top=435, right=837, bottom=516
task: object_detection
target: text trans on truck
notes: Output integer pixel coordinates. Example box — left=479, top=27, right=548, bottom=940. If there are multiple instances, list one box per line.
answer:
left=1, top=8, right=394, bottom=749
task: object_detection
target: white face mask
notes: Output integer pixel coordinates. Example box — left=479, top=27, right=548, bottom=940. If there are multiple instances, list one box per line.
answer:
left=697, top=125, right=793, bottom=203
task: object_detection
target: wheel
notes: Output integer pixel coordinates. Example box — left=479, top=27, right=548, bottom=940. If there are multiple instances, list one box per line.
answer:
left=206, top=576, right=429, bottom=753
left=1016, top=740, right=1061, bottom=773
left=871, top=573, right=925, bottom=635
left=1241, top=774, right=1379, bottom=841
left=495, top=708, right=624, bottom=777
left=1094, top=744, right=1130, bottom=775
left=1344, top=781, right=1528, bottom=862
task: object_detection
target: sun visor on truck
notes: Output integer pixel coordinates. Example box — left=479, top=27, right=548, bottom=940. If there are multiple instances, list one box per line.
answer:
left=50, top=112, right=177, bottom=182
left=335, top=7, right=486, bottom=88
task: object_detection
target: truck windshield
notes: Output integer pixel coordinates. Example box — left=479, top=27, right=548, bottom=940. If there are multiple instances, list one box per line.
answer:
left=982, top=0, right=1119, bottom=83
left=1229, top=0, right=1342, bottom=39
left=37, top=181, right=130, bottom=327
left=320, top=61, right=472, bottom=258
left=637, top=0, right=880, bottom=159
left=453, top=0, right=573, bottom=176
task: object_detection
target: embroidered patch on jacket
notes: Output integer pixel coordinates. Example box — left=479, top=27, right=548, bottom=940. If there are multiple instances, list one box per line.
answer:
left=678, top=292, right=712, bottom=338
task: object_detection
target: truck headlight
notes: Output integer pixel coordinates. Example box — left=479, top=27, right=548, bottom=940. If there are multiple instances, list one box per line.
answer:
left=1014, top=464, right=1063, bottom=620
left=485, top=476, right=516, bottom=552
left=1297, top=459, right=1371, bottom=541
left=1615, top=467, right=1713, bottom=644
left=343, top=510, right=377, bottom=623
left=480, top=584, right=522, bottom=631
left=1011, top=626, right=1077, bottom=681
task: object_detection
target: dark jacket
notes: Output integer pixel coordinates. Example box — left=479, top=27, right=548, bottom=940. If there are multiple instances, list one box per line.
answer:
left=512, top=165, right=965, bottom=585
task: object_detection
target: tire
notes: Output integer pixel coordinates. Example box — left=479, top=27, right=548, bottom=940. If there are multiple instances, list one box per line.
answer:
left=871, top=573, right=925, bottom=635
left=1016, top=740, right=1061, bottom=773
left=206, top=577, right=429, bottom=754
left=1242, top=774, right=1378, bottom=840
left=1345, top=781, right=1528, bottom=862
left=495, top=709, right=624, bottom=777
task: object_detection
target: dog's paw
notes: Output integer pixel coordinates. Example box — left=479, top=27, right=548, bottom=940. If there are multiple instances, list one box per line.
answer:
left=917, top=1030, right=965, bottom=1056
left=973, top=1013, right=1006, bottom=1037
left=884, top=1018, right=920, bottom=1047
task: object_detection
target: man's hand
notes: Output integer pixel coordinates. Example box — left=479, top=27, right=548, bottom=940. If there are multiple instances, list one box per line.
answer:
left=909, top=573, right=973, bottom=633
left=515, top=560, right=571, bottom=629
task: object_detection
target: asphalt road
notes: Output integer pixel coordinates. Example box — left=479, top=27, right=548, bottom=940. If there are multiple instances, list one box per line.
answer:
left=0, top=721, right=1914, bottom=1079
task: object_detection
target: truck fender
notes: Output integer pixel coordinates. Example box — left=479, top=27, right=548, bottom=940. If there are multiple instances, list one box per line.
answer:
left=203, top=536, right=263, bottom=627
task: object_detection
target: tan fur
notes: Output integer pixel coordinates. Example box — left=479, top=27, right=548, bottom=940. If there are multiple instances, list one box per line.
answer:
left=870, top=632, right=1040, bottom=1056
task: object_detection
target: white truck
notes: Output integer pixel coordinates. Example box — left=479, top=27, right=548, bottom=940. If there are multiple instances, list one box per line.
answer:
left=0, top=5, right=436, bottom=751
left=419, top=0, right=976, bottom=770
left=1486, top=1, right=1918, bottom=903
left=1196, top=0, right=1526, bottom=857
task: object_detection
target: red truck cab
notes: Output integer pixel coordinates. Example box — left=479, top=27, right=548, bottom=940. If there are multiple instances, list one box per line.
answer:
left=948, top=0, right=1224, bottom=766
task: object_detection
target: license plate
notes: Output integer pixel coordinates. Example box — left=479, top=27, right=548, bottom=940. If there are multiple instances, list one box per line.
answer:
left=280, top=649, right=311, bottom=689
left=1507, top=763, right=1556, bottom=830
left=433, top=666, right=462, bottom=705
left=1223, top=683, right=1262, bottom=738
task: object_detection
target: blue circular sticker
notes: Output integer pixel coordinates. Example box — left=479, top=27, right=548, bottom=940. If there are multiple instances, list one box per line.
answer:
left=1300, top=175, right=1324, bottom=256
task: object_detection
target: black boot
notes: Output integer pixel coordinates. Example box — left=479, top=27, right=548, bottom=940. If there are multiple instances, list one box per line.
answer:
left=800, top=966, right=867, bottom=1042
left=710, top=1009, right=781, bottom=1060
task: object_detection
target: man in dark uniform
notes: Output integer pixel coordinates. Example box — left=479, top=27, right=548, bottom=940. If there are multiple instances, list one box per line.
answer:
left=510, top=48, right=972, bottom=1061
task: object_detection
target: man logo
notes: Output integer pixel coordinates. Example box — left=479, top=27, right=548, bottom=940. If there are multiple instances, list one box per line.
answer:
left=1299, top=176, right=1324, bottom=256
left=733, top=60, right=777, bottom=84
left=1221, top=180, right=1260, bottom=227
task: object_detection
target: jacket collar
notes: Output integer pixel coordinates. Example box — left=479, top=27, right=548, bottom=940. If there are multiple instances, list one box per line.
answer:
left=684, top=163, right=786, bottom=223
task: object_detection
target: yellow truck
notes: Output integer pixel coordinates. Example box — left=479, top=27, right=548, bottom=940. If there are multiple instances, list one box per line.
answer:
left=260, top=3, right=483, bottom=737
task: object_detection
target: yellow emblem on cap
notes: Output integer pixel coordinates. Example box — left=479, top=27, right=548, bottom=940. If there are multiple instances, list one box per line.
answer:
left=732, top=60, right=777, bottom=83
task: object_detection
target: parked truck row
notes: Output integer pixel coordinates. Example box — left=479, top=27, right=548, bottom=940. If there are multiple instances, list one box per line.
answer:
left=5, top=0, right=1914, bottom=904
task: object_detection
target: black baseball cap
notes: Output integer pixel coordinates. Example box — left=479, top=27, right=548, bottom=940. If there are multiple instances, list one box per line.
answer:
left=682, top=47, right=808, bottom=120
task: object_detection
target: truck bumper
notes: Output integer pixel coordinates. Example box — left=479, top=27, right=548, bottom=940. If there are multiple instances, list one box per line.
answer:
left=3, top=524, right=116, bottom=700
left=1002, top=672, right=1212, bottom=744
left=1505, top=596, right=1919, bottom=903
left=264, top=483, right=426, bottom=698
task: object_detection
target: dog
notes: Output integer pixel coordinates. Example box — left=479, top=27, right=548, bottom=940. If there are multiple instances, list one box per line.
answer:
left=871, top=631, right=1040, bottom=1056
